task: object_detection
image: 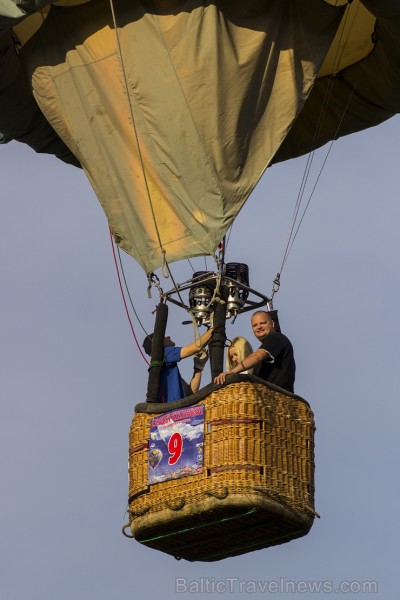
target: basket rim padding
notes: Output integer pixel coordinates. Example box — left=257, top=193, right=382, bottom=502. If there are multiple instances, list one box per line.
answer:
left=135, top=373, right=309, bottom=414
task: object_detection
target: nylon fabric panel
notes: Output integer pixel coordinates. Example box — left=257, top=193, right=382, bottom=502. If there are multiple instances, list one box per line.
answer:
left=19, top=0, right=342, bottom=273
left=274, top=0, right=400, bottom=162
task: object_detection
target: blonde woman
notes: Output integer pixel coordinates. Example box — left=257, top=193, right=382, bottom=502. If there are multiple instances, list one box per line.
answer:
left=226, top=336, right=254, bottom=375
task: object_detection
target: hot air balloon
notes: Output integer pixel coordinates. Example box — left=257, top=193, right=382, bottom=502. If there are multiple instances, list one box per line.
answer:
left=1, top=0, right=400, bottom=560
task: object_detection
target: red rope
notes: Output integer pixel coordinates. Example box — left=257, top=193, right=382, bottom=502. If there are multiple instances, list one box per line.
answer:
left=109, top=230, right=149, bottom=365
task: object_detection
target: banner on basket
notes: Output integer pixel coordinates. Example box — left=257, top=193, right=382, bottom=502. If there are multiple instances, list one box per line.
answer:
left=148, top=405, right=205, bottom=485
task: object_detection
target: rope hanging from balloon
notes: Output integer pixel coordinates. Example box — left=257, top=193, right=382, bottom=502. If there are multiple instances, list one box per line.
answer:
left=108, top=0, right=216, bottom=354
left=109, top=230, right=150, bottom=364
left=107, top=0, right=210, bottom=316
left=271, top=1, right=361, bottom=301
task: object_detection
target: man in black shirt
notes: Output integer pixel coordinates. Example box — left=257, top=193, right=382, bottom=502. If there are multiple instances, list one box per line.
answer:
left=214, top=310, right=295, bottom=393
left=250, top=310, right=295, bottom=392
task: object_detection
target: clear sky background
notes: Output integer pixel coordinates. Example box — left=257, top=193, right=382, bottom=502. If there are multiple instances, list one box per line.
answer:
left=1, top=114, right=400, bottom=600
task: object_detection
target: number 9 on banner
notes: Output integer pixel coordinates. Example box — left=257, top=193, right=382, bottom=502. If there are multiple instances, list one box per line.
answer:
left=168, top=432, right=183, bottom=465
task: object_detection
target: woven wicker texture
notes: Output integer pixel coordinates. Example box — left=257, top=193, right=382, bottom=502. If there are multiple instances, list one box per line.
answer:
left=127, top=381, right=316, bottom=561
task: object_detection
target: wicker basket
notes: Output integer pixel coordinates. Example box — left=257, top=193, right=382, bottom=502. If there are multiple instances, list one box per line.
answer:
left=125, top=377, right=316, bottom=561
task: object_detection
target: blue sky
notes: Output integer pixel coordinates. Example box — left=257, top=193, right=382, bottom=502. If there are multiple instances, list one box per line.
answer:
left=1, top=115, right=400, bottom=599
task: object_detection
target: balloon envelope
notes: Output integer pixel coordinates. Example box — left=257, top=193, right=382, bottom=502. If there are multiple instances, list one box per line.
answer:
left=1, top=0, right=399, bottom=273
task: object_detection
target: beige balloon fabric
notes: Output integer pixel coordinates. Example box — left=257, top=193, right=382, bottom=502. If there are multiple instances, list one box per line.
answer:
left=1, top=1, right=399, bottom=273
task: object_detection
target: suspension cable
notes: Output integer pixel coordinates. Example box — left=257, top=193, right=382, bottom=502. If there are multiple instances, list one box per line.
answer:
left=109, top=230, right=149, bottom=364
left=115, top=245, right=148, bottom=336
left=287, top=80, right=359, bottom=256
left=108, top=0, right=168, bottom=272
left=272, top=2, right=356, bottom=298
left=108, top=0, right=208, bottom=318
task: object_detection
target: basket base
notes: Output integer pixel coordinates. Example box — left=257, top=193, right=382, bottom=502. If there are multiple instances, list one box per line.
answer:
left=131, top=492, right=314, bottom=562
